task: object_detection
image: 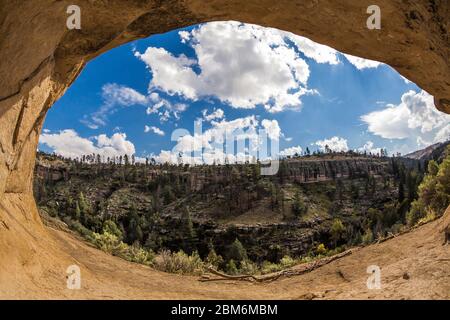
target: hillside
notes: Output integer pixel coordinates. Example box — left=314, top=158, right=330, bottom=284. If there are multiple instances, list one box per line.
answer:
left=1, top=203, right=448, bottom=299
left=0, top=149, right=448, bottom=299
left=405, top=141, right=450, bottom=162
left=34, top=152, right=426, bottom=272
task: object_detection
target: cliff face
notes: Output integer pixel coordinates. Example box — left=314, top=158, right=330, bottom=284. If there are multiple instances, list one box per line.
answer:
left=1, top=0, right=449, bottom=296
left=34, top=153, right=420, bottom=261
left=1, top=0, right=449, bottom=205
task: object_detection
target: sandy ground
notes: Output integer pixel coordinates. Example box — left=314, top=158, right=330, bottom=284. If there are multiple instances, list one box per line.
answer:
left=0, top=194, right=449, bottom=299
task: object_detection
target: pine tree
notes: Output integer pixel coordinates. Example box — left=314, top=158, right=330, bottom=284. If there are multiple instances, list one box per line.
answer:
left=292, top=191, right=307, bottom=216
left=181, top=206, right=196, bottom=252
left=330, top=218, right=345, bottom=247
left=228, top=238, right=248, bottom=262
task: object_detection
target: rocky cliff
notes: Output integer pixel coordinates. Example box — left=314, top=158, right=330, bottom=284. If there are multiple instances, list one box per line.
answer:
left=34, top=153, right=423, bottom=262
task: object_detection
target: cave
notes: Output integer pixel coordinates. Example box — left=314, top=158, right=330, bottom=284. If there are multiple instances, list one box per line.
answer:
left=0, top=1, right=448, bottom=299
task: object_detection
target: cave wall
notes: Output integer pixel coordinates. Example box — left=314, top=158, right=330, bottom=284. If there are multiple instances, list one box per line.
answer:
left=0, top=0, right=448, bottom=209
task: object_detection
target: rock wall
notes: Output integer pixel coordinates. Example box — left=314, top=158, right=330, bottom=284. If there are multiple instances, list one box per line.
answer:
left=0, top=0, right=449, bottom=281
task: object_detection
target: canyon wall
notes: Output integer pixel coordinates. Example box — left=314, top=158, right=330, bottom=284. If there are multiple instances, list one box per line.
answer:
left=0, top=0, right=449, bottom=281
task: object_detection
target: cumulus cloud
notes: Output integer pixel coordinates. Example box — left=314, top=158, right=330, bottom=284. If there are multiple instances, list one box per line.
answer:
left=39, top=129, right=136, bottom=159
left=173, top=116, right=260, bottom=154
left=146, top=92, right=188, bottom=122
left=361, top=90, right=450, bottom=146
left=315, top=136, right=349, bottom=152
left=343, top=53, right=382, bottom=70
left=144, top=125, right=165, bottom=136
left=261, top=119, right=282, bottom=141
left=357, top=141, right=383, bottom=155
left=136, top=21, right=322, bottom=113
left=287, top=35, right=339, bottom=65
left=151, top=115, right=284, bottom=164
left=279, top=145, right=303, bottom=157
left=202, top=108, right=224, bottom=122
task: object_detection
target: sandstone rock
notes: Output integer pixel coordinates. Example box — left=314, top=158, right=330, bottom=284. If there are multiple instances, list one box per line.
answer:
left=0, top=0, right=449, bottom=298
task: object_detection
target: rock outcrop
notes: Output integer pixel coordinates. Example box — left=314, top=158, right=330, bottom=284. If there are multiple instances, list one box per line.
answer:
left=0, top=0, right=449, bottom=297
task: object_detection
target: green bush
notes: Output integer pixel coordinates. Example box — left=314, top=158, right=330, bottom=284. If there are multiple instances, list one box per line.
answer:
left=92, top=231, right=129, bottom=257
left=315, top=243, right=328, bottom=255
left=225, top=259, right=238, bottom=275
left=406, top=152, right=450, bottom=227
left=292, top=191, right=308, bottom=216
left=228, top=238, right=248, bottom=262
left=205, top=249, right=224, bottom=269
left=362, top=228, right=374, bottom=244
left=125, top=244, right=154, bottom=265
left=153, top=250, right=204, bottom=275
left=279, top=255, right=296, bottom=268
left=239, top=259, right=259, bottom=275
left=330, top=218, right=345, bottom=247
left=102, top=219, right=123, bottom=239
left=260, top=261, right=283, bottom=274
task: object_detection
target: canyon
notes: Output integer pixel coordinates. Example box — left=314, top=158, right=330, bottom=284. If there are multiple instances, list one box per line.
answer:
left=0, top=0, right=449, bottom=298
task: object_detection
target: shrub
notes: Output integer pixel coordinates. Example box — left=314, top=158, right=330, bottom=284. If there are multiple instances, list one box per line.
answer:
left=102, top=219, right=123, bottom=240
left=205, top=249, right=224, bottom=269
left=330, top=218, right=345, bottom=247
left=65, top=218, right=95, bottom=241
left=92, top=231, right=128, bottom=257
left=125, top=244, right=155, bottom=265
left=225, top=259, right=238, bottom=275
left=279, top=255, right=296, bottom=268
left=239, top=260, right=259, bottom=275
left=406, top=200, right=425, bottom=227
left=315, top=243, right=328, bottom=255
left=228, top=238, right=248, bottom=262
left=260, top=261, right=282, bottom=274
left=153, top=250, right=204, bottom=275
left=292, top=191, right=308, bottom=216
left=362, top=228, right=374, bottom=244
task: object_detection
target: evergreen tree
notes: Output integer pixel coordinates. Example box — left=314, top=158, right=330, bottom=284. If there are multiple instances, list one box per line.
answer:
left=330, top=218, right=345, bottom=247
left=228, top=238, right=248, bottom=262
left=292, top=191, right=307, bottom=216
left=180, top=206, right=196, bottom=252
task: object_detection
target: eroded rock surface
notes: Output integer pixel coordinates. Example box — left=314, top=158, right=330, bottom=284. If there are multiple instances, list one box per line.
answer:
left=0, top=0, right=449, bottom=298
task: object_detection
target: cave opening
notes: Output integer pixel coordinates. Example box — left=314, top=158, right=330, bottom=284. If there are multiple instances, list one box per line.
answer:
left=32, top=21, right=450, bottom=276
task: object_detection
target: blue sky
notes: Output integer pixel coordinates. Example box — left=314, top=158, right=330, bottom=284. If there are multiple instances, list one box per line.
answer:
left=39, top=21, right=450, bottom=163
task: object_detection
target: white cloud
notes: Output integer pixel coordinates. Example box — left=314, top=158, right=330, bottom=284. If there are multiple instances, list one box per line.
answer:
left=343, top=53, right=382, bottom=69
left=39, top=129, right=136, bottom=159
left=357, top=141, right=382, bottom=155
left=361, top=90, right=450, bottom=146
left=155, top=115, right=283, bottom=164
left=288, top=35, right=339, bottom=65
left=261, top=119, right=282, bottom=141
left=82, top=84, right=189, bottom=128
left=144, top=125, right=165, bottom=136
left=279, top=145, right=302, bottom=157
left=136, top=21, right=318, bottom=113
left=202, top=108, right=224, bottom=122
left=81, top=83, right=148, bottom=129
left=146, top=92, right=188, bottom=122
left=315, top=136, right=349, bottom=152
left=174, top=115, right=260, bottom=154
left=178, top=30, right=191, bottom=43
